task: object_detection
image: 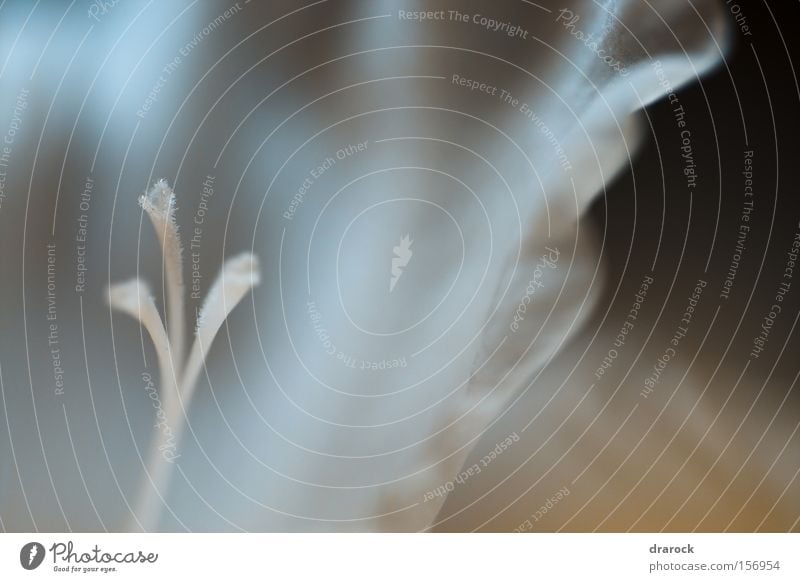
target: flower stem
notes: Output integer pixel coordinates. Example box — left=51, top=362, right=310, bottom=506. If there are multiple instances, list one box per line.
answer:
left=139, top=180, right=186, bottom=369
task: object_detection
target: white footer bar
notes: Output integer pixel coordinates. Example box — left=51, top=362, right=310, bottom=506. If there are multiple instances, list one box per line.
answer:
left=1, top=533, right=797, bottom=580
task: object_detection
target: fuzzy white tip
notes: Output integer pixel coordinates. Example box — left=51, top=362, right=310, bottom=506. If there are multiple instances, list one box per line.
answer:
left=108, top=278, right=152, bottom=316
left=138, top=179, right=176, bottom=217
left=221, top=252, right=261, bottom=289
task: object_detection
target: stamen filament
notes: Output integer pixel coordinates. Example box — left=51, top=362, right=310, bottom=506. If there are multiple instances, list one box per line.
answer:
left=108, top=278, right=175, bottom=396
left=139, top=180, right=186, bottom=369
left=182, top=252, right=260, bottom=402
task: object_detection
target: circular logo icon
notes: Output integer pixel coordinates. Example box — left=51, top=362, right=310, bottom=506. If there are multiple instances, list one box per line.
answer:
left=20, top=542, right=45, bottom=570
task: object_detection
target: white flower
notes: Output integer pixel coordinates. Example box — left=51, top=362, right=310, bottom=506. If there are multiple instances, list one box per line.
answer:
left=0, top=0, right=740, bottom=532
left=109, top=181, right=259, bottom=531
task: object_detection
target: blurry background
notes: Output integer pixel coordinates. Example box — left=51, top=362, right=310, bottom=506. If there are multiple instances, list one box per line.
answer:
left=442, top=0, right=800, bottom=532
left=0, top=0, right=797, bottom=532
